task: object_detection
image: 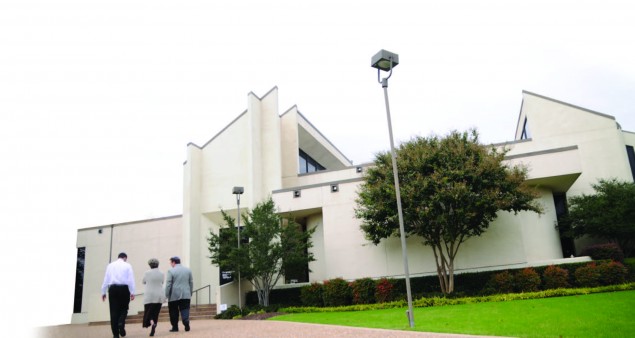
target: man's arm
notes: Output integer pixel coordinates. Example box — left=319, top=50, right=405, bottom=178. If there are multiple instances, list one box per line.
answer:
left=100, top=265, right=111, bottom=301
left=165, top=270, right=173, bottom=299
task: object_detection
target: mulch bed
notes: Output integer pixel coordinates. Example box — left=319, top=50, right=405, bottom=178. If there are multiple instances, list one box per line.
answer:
left=240, top=312, right=285, bottom=320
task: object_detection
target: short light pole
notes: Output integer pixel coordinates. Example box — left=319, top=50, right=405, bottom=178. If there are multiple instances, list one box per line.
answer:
left=232, top=186, right=244, bottom=309
left=371, top=49, right=415, bottom=328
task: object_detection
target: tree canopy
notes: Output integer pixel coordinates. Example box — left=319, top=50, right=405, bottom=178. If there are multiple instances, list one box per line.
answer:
left=356, top=129, right=542, bottom=293
left=207, top=197, right=315, bottom=306
left=561, top=178, right=635, bottom=257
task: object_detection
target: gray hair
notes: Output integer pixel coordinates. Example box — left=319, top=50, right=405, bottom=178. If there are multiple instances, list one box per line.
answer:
left=148, top=258, right=159, bottom=268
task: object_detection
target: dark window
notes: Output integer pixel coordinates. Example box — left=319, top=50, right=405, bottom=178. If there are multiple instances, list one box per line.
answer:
left=521, top=117, right=531, bottom=140
left=73, top=247, right=86, bottom=313
left=553, top=193, right=575, bottom=257
left=284, top=223, right=310, bottom=284
left=299, top=156, right=307, bottom=174
left=626, top=145, right=635, bottom=181
left=299, top=149, right=325, bottom=174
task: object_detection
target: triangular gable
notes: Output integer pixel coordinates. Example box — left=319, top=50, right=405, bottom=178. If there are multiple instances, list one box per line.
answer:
left=515, top=90, right=618, bottom=141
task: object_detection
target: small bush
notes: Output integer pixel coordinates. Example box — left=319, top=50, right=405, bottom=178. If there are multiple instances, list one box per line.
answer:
left=575, top=263, right=602, bottom=287
left=351, top=278, right=376, bottom=304
left=214, top=304, right=244, bottom=319
left=486, top=271, right=514, bottom=294
left=597, top=261, right=628, bottom=285
left=300, top=282, right=324, bottom=307
left=375, top=278, right=396, bottom=303
left=322, top=277, right=352, bottom=307
left=542, top=265, right=570, bottom=289
left=580, top=243, right=625, bottom=262
left=514, top=267, right=541, bottom=292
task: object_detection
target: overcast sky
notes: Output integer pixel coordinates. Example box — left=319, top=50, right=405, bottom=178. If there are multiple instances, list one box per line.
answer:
left=2, top=0, right=635, bottom=333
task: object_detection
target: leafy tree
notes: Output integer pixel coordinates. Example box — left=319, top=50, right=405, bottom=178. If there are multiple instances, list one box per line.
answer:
left=561, top=179, right=635, bottom=257
left=356, top=129, right=541, bottom=294
left=207, top=197, right=316, bottom=306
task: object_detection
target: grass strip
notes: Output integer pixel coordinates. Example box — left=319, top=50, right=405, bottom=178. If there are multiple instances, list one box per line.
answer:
left=272, top=289, right=635, bottom=337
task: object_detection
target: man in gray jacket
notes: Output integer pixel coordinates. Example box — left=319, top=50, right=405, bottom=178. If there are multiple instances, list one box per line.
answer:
left=165, top=256, right=193, bottom=332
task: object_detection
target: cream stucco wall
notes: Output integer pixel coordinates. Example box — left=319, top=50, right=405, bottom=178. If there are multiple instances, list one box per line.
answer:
left=513, top=91, right=633, bottom=195
left=73, top=216, right=182, bottom=324
left=623, top=131, right=635, bottom=147
left=75, top=89, right=633, bottom=324
left=273, top=179, right=561, bottom=283
left=182, top=87, right=352, bottom=307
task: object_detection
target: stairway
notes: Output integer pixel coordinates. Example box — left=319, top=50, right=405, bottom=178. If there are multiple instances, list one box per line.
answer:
left=89, top=304, right=217, bottom=326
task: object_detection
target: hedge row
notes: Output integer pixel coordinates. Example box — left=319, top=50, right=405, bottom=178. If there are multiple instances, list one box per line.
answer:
left=280, top=283, right=635, bottom=314
left=485, top=261, right=628, bottom=294
left=245, top=260, right=629, bottom=307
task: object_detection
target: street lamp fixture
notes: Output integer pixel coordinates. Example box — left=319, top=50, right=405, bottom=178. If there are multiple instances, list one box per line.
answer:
left=371, top=49, right=415, bottom=328
left=232, top=186, right=244, bottom=308
left=371, top=49, right=400, bottom=71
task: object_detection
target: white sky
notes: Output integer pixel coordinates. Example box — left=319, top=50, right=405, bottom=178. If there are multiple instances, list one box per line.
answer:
left=2, top=0, right=635, bottom=333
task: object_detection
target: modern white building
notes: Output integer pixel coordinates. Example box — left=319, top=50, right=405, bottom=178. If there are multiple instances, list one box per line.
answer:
left=72, top=88, right=635, bottom=324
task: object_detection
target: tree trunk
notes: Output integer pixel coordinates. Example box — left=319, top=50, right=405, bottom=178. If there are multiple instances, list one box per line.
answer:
left=431, top=244, right=450, bottom=294
left=447, top=259, right=454, bottom=294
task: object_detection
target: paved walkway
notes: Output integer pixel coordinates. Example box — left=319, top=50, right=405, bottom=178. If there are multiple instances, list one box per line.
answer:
left=37, top=320, right=501, bottom=338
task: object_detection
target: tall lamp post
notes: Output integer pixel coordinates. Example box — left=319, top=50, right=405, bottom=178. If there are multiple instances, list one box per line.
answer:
left=371, top=49, right=415, bottom=328
left=232, top=186, right=244, bottom=309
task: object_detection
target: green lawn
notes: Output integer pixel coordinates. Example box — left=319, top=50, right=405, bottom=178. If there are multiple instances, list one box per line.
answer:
left=271, top=290, right=635, bottom=337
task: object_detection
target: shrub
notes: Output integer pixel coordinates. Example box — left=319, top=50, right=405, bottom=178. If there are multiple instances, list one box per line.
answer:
left=351, top=278, right=376, bottom=304
left=486, top=271, right=514, bottom=294
left=322, top=277, right=352, bottom=307
left=542, top=265, right=570, bottom=289
left=300, top=282, right=324, bottom=307
left=575, top=263, right=602, bottom=287
left=580, top=243, right=625, bottom=262
left=375, top=278, right=396, bottom=303
left=597, top=261, right=628, bottom=285
left=514, top=267, right=541, bottom=292
left=214, top=304, right=244, bottom=319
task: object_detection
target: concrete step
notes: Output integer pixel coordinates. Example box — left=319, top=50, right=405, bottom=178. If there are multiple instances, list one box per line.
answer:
left=89, top=304, right=217, bottom=326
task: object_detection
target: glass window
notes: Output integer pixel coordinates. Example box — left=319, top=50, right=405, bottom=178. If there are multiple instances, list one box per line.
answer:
left=299, top=150, right=325, bottom=174
left=626, top=145, right=635, bottom=181
left=521, top=117, right=531, bottom=140
left=73, top=247, right=86, bottom=313
left=299, top=156, right=308, bottom=174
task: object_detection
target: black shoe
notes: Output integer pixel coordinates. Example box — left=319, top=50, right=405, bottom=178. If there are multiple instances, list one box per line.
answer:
left=169, top=327, right=179, bottom=332
left=119, top=326, right=126, bottom=337
left=184, top=321, right=190, bottom=332
left=150, top=323, right=156, bottom=336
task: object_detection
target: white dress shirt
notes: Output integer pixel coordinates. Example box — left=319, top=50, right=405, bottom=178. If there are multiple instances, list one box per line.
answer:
left=101, top=258, right=136, bottom=296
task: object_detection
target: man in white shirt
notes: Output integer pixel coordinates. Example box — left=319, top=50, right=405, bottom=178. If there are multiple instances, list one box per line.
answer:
left=101, top=252, right=136, bottom=338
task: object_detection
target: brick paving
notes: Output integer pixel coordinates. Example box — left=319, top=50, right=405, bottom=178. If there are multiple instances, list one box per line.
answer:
left=36, top=319, right=501, bottom=338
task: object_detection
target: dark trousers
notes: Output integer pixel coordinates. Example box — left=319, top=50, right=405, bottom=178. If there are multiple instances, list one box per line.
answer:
left=168, top=299, right=190, bottom=329
left=142, top=303, right=162, bottom=328
left=108, top=285, right=130, bottom=337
